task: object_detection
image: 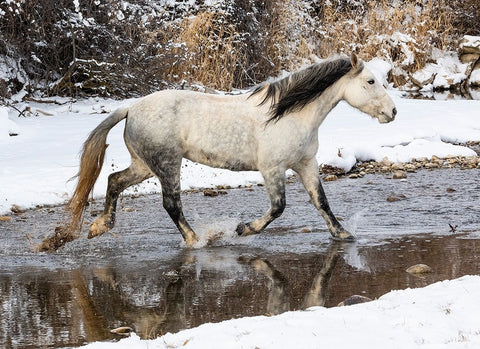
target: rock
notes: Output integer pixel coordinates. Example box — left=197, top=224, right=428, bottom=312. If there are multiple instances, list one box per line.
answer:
left=460, top=53, right=480, bottom=64
left=446, top=188, right=456, bottom=193
left=459, top=35, right=480, bottom=55
left=0, top=216, right=11, bottom=222
left=380, top=157, right=392, bottom=166
left=391, top=163, right=404, bottom=170
left=405, top=164, right=416, bottom=172
left=300, top=228, right=311, bottom=233
left=387, top=194, right=406, bottom=202
left=392, top=170, right=407, bottom=179
left=338, top=295, right=372, bottom=306
left=110, top=326, right=134, bottom=336
left=406, top=264, right=433, bottom=274
left=348, top=173, right=359, bottom=179
left=10, top=204, right=24, bottom=214
left=381, top=166, right=391, bottom=172
left=324, top=174, right=338, bottom=182
left=203, top=189, right=218, bottom=197
left=424, top=162, right=439, bottom=169
left=411, top=65, right=436, bottom=88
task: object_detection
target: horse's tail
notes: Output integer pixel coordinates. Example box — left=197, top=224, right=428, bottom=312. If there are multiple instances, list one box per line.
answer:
left=68, top=107, right=128, bottom=227
left=38, top=107, right=128, bottom=252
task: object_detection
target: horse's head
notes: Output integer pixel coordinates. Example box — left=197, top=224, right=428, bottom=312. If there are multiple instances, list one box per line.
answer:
left=342, top=53, right=396, bottom=124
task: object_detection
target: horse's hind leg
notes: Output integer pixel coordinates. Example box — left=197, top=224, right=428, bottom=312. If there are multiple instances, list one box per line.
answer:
left=89, top=157, right=152, bottom=238
left=237, top=167, right=286, bottom=236
left=149, top=157, right=199, bottom=247
left=294, top=158, right=354, bottom=241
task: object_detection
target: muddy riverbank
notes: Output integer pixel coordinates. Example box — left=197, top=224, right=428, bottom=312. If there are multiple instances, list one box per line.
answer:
left=0, top=168, right=479, bottom=348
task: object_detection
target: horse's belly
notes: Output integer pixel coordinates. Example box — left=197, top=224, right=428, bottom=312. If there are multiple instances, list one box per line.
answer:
left=184, top=149, right=257, bottom=171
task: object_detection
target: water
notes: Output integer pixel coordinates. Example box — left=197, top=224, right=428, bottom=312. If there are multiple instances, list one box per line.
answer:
left=0, top=168, right=479, bottom=348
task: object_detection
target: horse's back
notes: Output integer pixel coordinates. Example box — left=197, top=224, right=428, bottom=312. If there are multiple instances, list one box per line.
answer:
left=124, top=89, right=261, bottom=171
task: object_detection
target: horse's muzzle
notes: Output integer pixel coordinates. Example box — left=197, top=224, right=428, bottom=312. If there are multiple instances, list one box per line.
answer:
left=379, top=107, right=396, bottom=123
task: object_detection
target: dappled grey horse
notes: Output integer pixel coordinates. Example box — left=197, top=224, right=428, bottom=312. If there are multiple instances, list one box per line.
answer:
left=58, top=53, right=396, bottom=248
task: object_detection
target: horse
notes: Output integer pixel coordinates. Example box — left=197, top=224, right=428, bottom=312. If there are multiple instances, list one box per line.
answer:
left=42, top=53, right=396, bottom=251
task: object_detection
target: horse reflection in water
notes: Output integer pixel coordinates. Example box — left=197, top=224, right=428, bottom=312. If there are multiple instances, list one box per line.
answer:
left=42, top=53, right=396, bottom=250
left=247, top=242, right=343, bottom=315
left=70, top=243, right=348, bottom=339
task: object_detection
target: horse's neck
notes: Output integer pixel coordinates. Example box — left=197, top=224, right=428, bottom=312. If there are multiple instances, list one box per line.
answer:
left=310, top=82, right=344, bottom=128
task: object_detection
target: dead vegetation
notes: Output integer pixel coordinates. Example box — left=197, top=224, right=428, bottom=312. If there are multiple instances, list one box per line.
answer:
left=0, top=0, right=478, bottom=98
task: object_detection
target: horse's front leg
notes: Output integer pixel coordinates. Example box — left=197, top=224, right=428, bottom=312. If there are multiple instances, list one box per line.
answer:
left=294, top=158, right=354, bottom=241
left=237, top=168, right=286, bottom=236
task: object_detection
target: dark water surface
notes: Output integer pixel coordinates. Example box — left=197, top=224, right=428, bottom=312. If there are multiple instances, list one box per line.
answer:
left=0, top=168, right=479, bottom=348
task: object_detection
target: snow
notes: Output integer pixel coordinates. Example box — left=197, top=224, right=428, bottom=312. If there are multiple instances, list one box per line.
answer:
left=471, top=69, right=480, bottom=86
left=1, top=61, right=480, bottom=214
left=79, top=275, right=480, bottom=349
left=0, top=106, right=20, bottom=140
left=459, top=35, right=480, bottom=51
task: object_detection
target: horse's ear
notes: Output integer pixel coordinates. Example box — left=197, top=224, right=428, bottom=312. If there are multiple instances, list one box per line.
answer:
left=350, top=52, right=359, bottom=70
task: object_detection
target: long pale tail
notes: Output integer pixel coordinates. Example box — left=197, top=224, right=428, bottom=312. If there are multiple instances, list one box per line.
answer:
left=38, top=107, right=128, bottom=252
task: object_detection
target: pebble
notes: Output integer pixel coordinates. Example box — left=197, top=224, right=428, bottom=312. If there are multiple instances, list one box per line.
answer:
left=386, top=193, right=407, bottom=202
left=10, top=205, right=24, bottom=214
left=406, top=264, right=433, bottom=274
left=337, top=295, right=373, bottom=306
left=203, top=189, right=219, bottom=197
left=0, top=216, right=11, bottom=222
left=392, top=170, right=407, bottom=179
left=324, top=174, right=338, bottom=182
left=324, top=151, right=480, bottom=179
left=110, top=326, right=134, bottom=336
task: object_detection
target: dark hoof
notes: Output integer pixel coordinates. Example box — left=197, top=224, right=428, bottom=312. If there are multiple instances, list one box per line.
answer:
left=236, top=222, right=247, bottom=236
left=236, top=222, right=257, bottom=236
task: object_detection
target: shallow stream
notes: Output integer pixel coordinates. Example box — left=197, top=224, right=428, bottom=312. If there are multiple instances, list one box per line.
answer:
left=0, top=168, right=479, bottom=348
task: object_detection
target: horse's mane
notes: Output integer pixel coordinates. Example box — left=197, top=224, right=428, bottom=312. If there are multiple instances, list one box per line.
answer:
left=251, top=57, right=363, bottom=123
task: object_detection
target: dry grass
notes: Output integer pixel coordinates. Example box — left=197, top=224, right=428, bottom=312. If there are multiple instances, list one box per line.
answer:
left=308, top=0, right=455, bottom=72
left=1, top=0, right=478, bottom=96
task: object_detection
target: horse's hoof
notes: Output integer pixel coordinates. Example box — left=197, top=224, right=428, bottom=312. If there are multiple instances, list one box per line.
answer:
left=88, top=218, right=112, bottom=239
left=184, top=233, right=199, bottom=248
left=236, top=222, right=256, bottom=236
left=331, top=231, right=356, bottom=242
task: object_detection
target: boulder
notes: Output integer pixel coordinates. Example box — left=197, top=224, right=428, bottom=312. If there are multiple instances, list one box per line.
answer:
left=459, top=35, right=480, bottom=55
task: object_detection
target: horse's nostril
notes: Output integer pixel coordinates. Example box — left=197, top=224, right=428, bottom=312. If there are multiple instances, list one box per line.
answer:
left=392, top=107, right=397, bottom=117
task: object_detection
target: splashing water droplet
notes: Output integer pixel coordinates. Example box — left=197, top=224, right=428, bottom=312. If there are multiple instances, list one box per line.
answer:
left=191, top=217, right=243, bottom=248
left=342, top=208, right=368, bottom=237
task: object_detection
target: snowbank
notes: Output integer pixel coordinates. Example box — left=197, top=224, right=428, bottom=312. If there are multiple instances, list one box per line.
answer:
left=80, top=275, right=480, bottom=349
left=1, top=88, right=480, bottom=214
left=0, top=106, right=20, bottom=140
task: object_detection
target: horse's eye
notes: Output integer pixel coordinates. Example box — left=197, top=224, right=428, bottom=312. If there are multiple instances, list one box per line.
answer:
left=367, top=79, right=375, bottom=85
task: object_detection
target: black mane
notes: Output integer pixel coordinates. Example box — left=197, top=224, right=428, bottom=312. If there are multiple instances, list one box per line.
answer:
left=251, top=57, right=361, bottom=123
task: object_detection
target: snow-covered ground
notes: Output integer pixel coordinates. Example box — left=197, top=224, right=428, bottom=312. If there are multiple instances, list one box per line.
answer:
left=1, top=88, right=480, bottom=215
left=80, top=276, right=480, bottom=349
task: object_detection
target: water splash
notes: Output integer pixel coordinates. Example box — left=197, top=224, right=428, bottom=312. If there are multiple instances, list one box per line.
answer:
left=342, top=208, right=368, bottom=237
left=191, top=217, right=254, bottom=248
